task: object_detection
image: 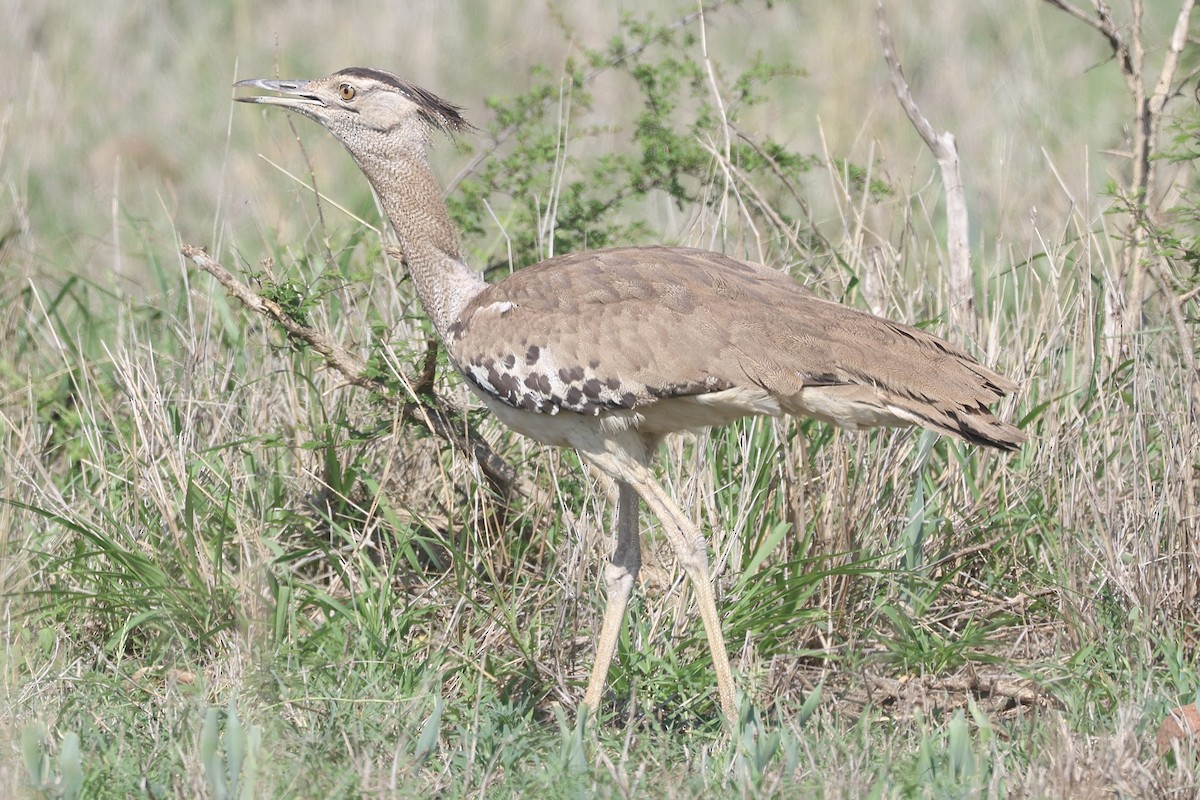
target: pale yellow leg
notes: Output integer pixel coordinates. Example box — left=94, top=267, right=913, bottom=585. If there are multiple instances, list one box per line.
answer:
left=633, top=474, right=737, bottom=722
left=579, top=437, right=737, bottom=723
left=581, top=480, right=641, bottom=714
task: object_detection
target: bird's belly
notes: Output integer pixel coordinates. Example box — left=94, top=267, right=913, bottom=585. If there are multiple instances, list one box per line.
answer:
left=466, top=386, right=611, bottom=447
left=784, top=384, right=914, bottom=430
left=636, top=387, right=782, bottom=434
left=466, top=382, right=783, bottom=447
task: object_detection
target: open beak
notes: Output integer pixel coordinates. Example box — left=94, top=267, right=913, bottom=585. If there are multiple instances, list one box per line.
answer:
left=233, top=78, right=325, bottom=110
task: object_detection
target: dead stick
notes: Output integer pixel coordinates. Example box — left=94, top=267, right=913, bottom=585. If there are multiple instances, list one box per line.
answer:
left=877, top=0, right=975, bottom=331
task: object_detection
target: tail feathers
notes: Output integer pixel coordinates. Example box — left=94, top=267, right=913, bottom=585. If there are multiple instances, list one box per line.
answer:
left=886, top=400, right=1026, bottom=452
left=781, top=384, right=1026, bottom=452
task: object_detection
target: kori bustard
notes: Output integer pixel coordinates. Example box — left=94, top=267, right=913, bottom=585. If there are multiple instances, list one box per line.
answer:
left=235, top=67, right=1024, bottom=722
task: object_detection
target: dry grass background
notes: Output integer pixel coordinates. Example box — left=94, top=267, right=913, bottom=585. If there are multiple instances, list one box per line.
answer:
left=0, top=1, right=1138, bottom=258
left=2, top=0, right=1198, bottom=797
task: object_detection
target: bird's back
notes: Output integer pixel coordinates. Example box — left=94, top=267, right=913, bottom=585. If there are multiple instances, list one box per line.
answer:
left=447, top=246, right=1024, bottom=450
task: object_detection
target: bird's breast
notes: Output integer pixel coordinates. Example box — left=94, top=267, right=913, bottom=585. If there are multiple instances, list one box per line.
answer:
left=456, top=342, right=643, bottom=417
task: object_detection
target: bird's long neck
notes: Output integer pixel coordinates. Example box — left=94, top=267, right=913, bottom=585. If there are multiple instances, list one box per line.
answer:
left=351, top=146, right=485, bottom=339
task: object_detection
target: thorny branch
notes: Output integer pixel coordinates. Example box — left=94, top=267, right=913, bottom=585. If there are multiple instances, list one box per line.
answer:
left=180, top=243, right=523, bottom=503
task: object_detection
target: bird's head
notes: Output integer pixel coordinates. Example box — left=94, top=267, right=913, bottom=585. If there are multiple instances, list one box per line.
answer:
left=234, top=67, right=472, bottom=148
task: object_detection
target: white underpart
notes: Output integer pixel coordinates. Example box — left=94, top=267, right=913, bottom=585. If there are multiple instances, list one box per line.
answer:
left=484, top=300, right=515, bottom=315
left=637, top=386, right=781, bottom=434
left=786, top=384, right=914, bottom=430
left=470, top=384, right=782, bottom=448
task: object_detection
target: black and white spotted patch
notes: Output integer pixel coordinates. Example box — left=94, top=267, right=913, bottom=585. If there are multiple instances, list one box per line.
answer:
left=460, top=343, right=732, bottom=417
left=461, top=343, right=636, bottom=416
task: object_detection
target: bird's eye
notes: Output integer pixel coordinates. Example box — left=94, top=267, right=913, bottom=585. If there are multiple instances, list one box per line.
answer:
left=339, top=83, right=356, bottom=101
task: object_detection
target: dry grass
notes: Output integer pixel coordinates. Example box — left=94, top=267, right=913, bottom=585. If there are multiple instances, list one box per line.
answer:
left=2, top=0, right=1198, bottom=797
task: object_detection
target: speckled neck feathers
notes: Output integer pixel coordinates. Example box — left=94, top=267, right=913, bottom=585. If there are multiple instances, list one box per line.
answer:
left=352, top=147, right=485, bottom=337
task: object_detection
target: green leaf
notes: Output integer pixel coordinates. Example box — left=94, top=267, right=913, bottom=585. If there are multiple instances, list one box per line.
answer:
left=58, top=732, right=84, bottom=800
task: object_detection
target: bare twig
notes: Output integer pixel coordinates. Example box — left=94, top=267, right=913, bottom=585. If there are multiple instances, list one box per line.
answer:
left=876, top=1, right=975, bottom=330
left=1041, top=0, right=1137, bottom=90
left=696, top=138, right=808, bottom=261
left=732, top=129, right=829, bottom=251
left=180, top=244, right=522, bottom=501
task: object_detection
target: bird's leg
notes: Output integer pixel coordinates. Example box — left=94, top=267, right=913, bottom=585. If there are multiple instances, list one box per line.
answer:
left=581, top=480, right=641, bottom=716
left=579, top=440, right=736, bottom=722
left=632, top=475, right=737, bottom=723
